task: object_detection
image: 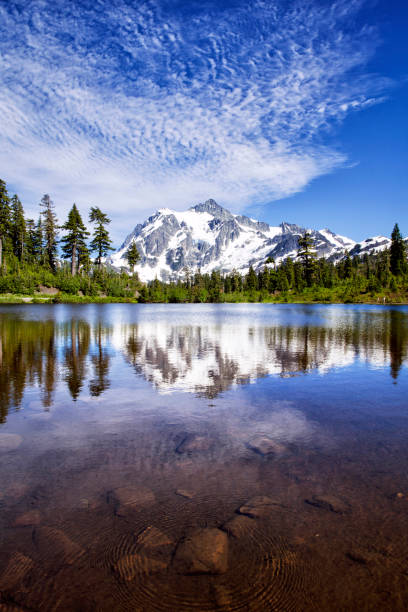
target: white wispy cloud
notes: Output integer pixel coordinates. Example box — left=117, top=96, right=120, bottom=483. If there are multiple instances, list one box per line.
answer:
left=0, top=0, right=391, bottom=242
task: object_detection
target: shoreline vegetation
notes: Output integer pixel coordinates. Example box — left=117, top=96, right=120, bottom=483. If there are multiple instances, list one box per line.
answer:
left=1, top=178, right=407, bottom=306
left=1, top=291, right=407, bottom=305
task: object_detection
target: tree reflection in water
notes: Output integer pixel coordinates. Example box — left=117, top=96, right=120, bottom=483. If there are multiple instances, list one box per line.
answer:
left=0, top=308, right=407, bottom=421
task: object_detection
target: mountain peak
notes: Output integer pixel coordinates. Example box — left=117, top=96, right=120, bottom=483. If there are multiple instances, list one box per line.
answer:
left=157, top=207, right=174, bottom=215
left=280, top=221, right=304, bottom=234
left=109, top=199, right=391, bottom=282
left=190, top=199, right=232, bottom=219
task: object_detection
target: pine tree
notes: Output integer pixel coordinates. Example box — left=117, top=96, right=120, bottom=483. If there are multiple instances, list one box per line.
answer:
left=10, top=195, right=26, bottom=261
left=277, top=266, right=289, bottom=291
left=0, top=179, right=11, bottom=269
left=375, top=249, right=390, bottom=286
left=390, top=223, right=406, bottom=276
left=284, top=257, right=295, bottom=288
left=125, top=242, right=140, bottom=274
left=343, top=252, right=353, bottom=279
left=40, top=194, right=58, bottom=271
left=34, top=217, right=45, bottom=265
left=25, top=219, right=37, bottom=262
left=89, top=207, right=114, bottom=266
left=61, top=204, right=90, bottom=276
left=298, top=231, right=317, bottom=287
left=245, top=265, right=257, bottom=291
left=363, top=253, right=370, bottom=279
left=77, top=240, right=91, bottom=275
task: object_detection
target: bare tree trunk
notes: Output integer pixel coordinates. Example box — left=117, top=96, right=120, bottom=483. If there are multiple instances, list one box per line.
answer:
left=71, top=243, right=77, bottom=276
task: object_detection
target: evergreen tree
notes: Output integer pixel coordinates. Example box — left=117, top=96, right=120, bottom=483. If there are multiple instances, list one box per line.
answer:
left=258, top=267, right=270, bottom=291
left=77, top=240, right=91, bottom=275
left=277, top=266, right=289, bottom=292
left=265, top=255, right=275, bottom=268
left=293, top=261, right=304, bottom=291
left=223, top=275, right=232, bottom=293
left=0, top=179, right=11, bottom=268
left=209, top=269, right=222, bottom=301
left=25, top=219, right=37, bottom=262
left=125, top=241, right=140, bottom=274
left=40, top=194, right=58, bottom=271
left=284, top=257, right=295, bottom=288
left=61, top=204, right=90, bottom=276
left=390, top=223, right=406, bottom=276
left=89, top=207, right=114, bottom=266
left=343, top=252, right=353, bottom=279
left=10, top=195, right=26, bottom=261
left=229, top=269, right=241, bottom=292
left=34, top=217, right=45, bottom=265
left=375, top=249, right=391, bottom=287
left=363, top=253, right=370, bottom=279
left=298, top=231, right=317, bottom=287
left=245, top=265, right=257, bottom=291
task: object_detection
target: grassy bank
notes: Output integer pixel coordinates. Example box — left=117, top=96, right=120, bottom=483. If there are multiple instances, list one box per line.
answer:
left=1, top=287, right=407, bottom=305
left=0, top=293, right=138, bottom=304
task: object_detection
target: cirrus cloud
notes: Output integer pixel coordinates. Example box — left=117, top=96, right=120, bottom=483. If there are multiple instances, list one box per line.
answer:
left=0, top=0, right=391, bottom=242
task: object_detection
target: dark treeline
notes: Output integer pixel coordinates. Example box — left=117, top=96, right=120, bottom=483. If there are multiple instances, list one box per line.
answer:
left=0, top=178, right=139, bottom=298
left=0, top=177, right=407, bottom=303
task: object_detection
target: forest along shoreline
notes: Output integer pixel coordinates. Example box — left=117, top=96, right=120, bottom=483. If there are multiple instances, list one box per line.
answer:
left=1, top=178, right=407, bottom=305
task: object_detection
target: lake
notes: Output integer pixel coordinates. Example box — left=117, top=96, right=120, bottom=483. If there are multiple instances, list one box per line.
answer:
left=0, top=303, right=407, bottom=610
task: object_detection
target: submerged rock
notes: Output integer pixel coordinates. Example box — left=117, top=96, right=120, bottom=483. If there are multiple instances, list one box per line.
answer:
left=0, top=434, right=23, bottom=452
left=77, top=494, right=101, bottom=510
left=176, top=434, right=211, bottom=454
left=247, top=436, right=286, bottom=456
left=305, top=495, right=349, bottom=514
left=173, top=528, right=228, bottom=575
left=34, top=526, right=83, bottom=565
left=347, top=549, right=370, bottom=565
left=12, top=509, right=41, bottom=527
left=110, top=486, right=155, bottom=516
left=136, top=526, right=173, bottom=549
left=0, top=552, right=34, bottom=591
left=346, top=548, right=386, bottom=566
left=222, top=515, right=255, bottom=538
left=175, top=488, right=194, bottom=499
left=113, top=554, right=167, bottom=581
left=237, top=496, right=279, bottom=519
left=1, top=483, right=29, bottom=505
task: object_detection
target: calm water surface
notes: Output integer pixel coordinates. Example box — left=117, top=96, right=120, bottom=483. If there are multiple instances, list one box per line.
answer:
left=0, top=304, right=408, bottom=610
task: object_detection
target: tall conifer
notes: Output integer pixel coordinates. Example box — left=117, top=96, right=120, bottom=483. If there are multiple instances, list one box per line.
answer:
left=125, top=242, right=140, bottom=274
left=10, top=195, right=26, bottom=261
left=0, top=179, right=11, bottom=268
left=61, top=204, right=90, bottom=276
left=298, top=231, right=317, bottom=287
left=89, top=207, right=114, bottom=267
left=25, top=219, right=37, bottom=262
left=390, top=223, right=406, bottom=276
left=40, top=194, right=59, bottom=271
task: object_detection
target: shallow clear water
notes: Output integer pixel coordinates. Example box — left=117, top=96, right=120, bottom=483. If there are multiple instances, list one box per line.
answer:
left=0, top=303, right=407, bottom=610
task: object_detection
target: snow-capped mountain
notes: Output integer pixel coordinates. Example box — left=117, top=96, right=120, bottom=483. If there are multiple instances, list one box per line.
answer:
left=109, top=199, right=391, bottom=282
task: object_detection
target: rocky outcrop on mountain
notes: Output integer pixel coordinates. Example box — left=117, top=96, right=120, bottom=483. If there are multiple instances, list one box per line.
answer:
left=109, top=199, right=395, bottom=282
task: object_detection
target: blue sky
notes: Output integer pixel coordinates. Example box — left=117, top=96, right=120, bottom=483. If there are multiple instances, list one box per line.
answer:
left=0, top=0, right=407, bottom=244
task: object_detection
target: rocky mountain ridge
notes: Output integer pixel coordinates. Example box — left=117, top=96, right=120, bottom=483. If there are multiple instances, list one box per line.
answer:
left=109, top=199, right=393, bottom=282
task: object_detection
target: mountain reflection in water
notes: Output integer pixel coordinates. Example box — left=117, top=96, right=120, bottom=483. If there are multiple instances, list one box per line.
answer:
left=0, top=304, right=407, bottom=420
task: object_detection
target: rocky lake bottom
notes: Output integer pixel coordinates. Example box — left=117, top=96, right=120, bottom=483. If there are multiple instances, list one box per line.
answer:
left=0, top=303, right=407, bottom=610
